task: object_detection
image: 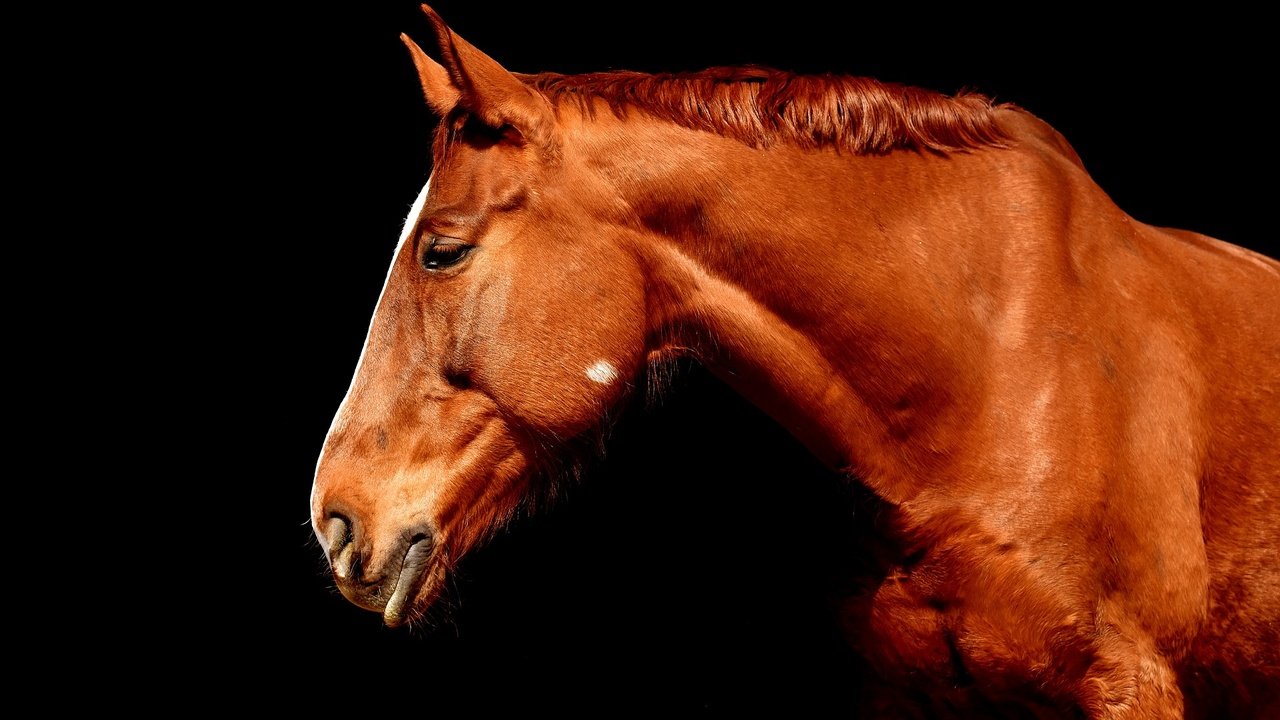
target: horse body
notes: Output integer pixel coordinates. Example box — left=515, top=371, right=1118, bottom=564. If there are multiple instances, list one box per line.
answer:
left=312, top=8, right=1279, bottom=716
left=585, top=101, right=1279, bottom=716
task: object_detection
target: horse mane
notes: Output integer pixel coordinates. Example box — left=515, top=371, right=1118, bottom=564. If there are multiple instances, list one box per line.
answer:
left=525, top=66, right=1010, bottom=154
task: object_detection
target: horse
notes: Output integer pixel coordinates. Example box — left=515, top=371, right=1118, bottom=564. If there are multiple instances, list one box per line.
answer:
left=310, top=6, right=1279, bottom=717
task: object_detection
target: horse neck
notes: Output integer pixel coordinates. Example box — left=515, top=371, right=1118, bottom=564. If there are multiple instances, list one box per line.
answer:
left=589, top=112, right=1059, bottom=504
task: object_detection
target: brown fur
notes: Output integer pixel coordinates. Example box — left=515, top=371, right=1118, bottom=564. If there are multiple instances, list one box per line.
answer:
left=312, top=6, right=1280, bottom=717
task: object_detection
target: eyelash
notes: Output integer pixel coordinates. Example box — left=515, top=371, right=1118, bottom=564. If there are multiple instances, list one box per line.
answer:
left=421, top=235, right=475, bottom=270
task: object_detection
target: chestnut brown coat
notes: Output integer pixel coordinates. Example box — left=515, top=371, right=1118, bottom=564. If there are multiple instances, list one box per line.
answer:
left=311, top=6, right=1280, bottom=717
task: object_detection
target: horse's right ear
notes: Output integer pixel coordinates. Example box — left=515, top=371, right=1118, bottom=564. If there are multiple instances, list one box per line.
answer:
left=400, top=33, right=461, bottom=118
left=418, top=4, right=553, bottom=147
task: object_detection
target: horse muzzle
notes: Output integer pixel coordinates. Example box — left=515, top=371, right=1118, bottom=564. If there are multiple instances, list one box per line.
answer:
left=318, top=514, right=437, bottom=627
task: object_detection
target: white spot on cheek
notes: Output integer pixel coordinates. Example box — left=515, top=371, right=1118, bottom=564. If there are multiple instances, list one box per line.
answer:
left=585, top=360, right=619, bottom=385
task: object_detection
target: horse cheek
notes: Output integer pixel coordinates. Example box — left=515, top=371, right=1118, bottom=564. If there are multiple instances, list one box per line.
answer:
left=475, top=251, right=644, bottom=437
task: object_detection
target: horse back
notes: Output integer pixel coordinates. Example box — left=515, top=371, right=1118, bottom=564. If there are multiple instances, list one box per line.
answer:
left=987, top=111, right=1277, bottom=710
left=1138, top=224, right=1280, bottom=711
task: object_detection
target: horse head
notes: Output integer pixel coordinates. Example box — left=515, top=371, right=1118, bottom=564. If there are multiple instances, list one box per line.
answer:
left=311, top=6, right=649, bottom=626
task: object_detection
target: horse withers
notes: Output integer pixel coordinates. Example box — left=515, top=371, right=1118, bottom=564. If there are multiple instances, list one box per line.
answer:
left=311, top=6, right=1280, bottom=717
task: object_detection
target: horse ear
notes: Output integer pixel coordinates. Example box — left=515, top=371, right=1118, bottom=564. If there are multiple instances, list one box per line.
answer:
left=419, top=4, right=552, bottom=145
left=400, top=33, right=461, bottom=117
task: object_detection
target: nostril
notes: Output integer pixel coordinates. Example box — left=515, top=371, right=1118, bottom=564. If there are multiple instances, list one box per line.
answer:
left=333, top=542, right=358, bottom=581
left=323, top=513, right=358, bottom=581
left=323, top=514, right=350, bottom=549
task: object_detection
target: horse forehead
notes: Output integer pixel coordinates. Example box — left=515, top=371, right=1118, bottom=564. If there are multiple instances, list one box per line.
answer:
left=429, top=145, right=536, bottom=204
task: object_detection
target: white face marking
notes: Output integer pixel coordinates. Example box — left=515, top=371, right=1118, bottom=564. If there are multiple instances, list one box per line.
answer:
left=312, top=177, right=433, bottom=521
left=585, top=359, right=619, bottom=385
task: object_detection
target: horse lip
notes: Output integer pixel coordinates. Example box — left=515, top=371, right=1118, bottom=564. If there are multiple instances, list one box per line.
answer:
left=382, top=536, right=434, bottom=627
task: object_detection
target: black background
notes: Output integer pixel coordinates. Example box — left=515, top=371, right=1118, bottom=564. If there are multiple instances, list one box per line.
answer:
left=227, top=3, right=1275, bottom=711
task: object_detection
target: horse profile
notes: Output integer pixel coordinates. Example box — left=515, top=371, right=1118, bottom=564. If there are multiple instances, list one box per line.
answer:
left=311, top=6, right=1279, bottom=717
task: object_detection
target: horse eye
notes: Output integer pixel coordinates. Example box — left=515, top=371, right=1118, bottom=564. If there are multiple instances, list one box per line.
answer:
left=421, top=236, right=474, bottom=271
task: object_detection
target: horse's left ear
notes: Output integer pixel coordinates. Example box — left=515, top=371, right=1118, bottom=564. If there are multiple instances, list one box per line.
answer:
left=420, top=4, right=553, bottom=147
left=400, top=33, right=461, bottom=117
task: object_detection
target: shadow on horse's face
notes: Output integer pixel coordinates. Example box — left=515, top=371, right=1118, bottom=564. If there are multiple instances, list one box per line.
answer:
left=310, top=11, right=649, bottom=626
